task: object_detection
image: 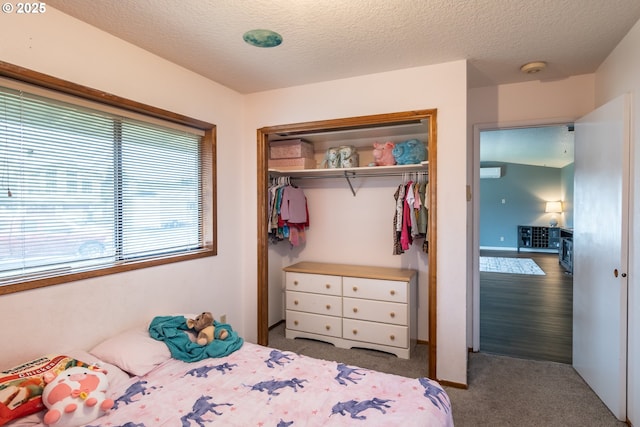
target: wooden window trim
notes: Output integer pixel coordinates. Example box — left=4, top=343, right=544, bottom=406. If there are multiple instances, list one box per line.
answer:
left=0, top=61, right=217, bottom=295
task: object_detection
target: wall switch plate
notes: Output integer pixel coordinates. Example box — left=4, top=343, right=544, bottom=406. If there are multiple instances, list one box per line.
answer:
left=220, top=314, right=227, bottom=324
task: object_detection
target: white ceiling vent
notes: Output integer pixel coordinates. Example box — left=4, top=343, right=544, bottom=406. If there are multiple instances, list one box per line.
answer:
left=480, top=167, right=502, bottom=179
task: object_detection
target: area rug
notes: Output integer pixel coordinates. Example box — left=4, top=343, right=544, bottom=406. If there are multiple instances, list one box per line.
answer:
left=480, top=256, right=545, bottom=275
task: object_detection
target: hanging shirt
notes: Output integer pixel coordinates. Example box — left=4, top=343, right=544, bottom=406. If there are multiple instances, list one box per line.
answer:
left=393, top=184, right=405, bottom=255
left=280, top=185, right=308, bottom=224
left=417, top=181, right=428, bottom=235
left=400, top=181, right=414, bottom=251
left=405, top=182, right=419, bottom=238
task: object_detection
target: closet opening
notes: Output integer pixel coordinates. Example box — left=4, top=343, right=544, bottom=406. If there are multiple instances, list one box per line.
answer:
left=256, top=109, right=439, bottom=379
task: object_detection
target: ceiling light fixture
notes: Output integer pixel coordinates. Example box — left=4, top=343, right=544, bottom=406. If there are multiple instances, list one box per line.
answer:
left=520, top=61, right=547, bottom=74
left=243, top=29, right=283, bottom=48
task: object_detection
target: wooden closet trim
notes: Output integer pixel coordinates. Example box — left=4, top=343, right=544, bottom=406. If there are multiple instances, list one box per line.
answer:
left=256, top=109, right=438, bottom=379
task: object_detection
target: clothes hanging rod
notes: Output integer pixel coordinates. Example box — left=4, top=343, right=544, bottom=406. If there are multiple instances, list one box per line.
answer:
left=271, top=171, right=428, bottom=197
left=268, top=161, right=428, bottom=180
left=269, top=165, right=428, bottom=196
left=270, top=171, right=428, bottom=179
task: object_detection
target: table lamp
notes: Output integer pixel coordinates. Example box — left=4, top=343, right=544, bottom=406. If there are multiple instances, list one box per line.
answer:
left=545, top=201, right=563, bottom=227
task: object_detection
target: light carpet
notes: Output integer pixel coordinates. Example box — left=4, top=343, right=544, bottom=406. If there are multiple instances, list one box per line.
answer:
left=480, top=256, right=545, bottom=275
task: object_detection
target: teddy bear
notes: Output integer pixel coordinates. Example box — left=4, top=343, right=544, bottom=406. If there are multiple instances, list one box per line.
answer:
left=42, top=366, right=114, bottom=427
left=392, top=139, right=427, bottom=165
left=187, top=312, right=228, bottom=345
left=370, top=141, right=396, bottom=166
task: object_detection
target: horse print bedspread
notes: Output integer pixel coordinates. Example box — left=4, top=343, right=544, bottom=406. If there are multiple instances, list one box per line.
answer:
left=88, top=342, right=453, bottom=426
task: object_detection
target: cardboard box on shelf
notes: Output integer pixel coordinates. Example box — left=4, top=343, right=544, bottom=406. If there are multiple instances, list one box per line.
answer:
left=269, top=139, right=314, bottom=159
left=268, top=157, right=317, bottom=170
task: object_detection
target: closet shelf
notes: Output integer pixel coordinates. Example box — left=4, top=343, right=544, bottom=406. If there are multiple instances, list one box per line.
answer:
left=269, top=161, right=428, bottom=196
left=269, top=161, right=428, bottom=178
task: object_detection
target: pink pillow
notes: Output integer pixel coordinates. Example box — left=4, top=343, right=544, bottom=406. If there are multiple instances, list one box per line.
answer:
left=89, top=327, right=171, bottom=377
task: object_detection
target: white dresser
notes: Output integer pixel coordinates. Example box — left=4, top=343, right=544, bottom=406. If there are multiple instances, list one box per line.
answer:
left=284, top=262, right=417, bottom=359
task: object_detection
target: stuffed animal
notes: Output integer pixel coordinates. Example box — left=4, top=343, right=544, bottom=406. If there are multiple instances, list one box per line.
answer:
left=392, top=139, right=427, bottom=165
left=187, top=312, right=228, bottom=345
left=321, top=147, right=341, bottom=169
left=42, top=366, right=113, bottom=427
left=371, top=141, right=396, bottom=166
left=338, top=145, right=359, bottom=168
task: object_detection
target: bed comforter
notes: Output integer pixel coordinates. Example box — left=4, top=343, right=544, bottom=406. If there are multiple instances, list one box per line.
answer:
left=92, top=342, right=452, bottom=426
left=35, top=342, right=453, bottom=426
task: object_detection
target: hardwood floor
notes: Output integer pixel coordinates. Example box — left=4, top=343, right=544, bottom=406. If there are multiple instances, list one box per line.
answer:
left=479, top=249, right=573, bottom=364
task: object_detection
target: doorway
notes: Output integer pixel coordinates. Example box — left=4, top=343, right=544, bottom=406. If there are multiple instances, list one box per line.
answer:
left=472, top=122, right=574, bottom=363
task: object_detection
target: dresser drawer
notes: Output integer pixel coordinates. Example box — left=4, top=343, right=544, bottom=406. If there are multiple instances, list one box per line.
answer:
left=343, top=277, right=407, bottom=303
left=286, top=272, right=342, bottom=296
left=286, top=310, right=342, bottom=338
left=286, top=290, right=342, bottom=316
left=342, top=297, right=407, bottom=326
left=343, top=318, right=408, bottom=348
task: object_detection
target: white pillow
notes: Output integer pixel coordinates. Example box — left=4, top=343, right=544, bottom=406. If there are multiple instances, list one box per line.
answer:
left=89, top=327, right=171, bottom=377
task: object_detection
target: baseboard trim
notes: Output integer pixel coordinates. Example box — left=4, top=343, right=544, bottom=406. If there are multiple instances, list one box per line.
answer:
left=269, top=319, right=285, bottom=330
left=438, top=379, right=468, bottom=389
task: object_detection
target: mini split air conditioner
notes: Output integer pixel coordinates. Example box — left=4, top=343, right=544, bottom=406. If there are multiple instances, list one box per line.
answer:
left=480, top=167, right=502, bottom=179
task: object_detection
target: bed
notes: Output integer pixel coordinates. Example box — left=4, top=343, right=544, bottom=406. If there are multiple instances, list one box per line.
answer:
left=2, top=316, right=453, bottom=427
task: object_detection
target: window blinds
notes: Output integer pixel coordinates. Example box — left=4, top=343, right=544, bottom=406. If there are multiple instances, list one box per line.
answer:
left=0, top=85, right=203, bottom=284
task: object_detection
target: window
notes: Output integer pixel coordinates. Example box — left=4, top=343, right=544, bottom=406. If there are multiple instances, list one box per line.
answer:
left=0, top=72, right=216, bottom=294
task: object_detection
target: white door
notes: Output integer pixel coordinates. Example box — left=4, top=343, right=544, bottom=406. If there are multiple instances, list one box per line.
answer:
left=573, top=94, right=630, bottom=421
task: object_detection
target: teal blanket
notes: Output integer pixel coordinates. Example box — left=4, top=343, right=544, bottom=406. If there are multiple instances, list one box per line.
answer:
left=149, top=315, right=244, bottom=362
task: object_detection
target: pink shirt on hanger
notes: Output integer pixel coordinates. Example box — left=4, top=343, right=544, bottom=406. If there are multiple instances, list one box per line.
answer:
left=280, top=185, right=308, bottom=224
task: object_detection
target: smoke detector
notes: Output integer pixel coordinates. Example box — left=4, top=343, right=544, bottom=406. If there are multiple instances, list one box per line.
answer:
left=520, top=61, right=547, bottom=74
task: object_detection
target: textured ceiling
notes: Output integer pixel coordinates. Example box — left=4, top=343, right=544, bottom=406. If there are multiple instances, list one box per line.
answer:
left=46, top=0, right=640, bottom=94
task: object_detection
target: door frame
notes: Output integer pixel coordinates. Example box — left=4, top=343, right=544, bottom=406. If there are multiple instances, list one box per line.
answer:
left=471, top=117, right=576, bottom=351
left=256, top=109, right=439, bottom=379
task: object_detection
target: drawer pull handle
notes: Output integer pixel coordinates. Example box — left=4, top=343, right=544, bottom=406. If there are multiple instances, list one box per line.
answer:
left=353, top=286, right=358, bottom=292
left=294, top=300, right=299, bottom=305
left=326, top=284, right=331, bottom=289
left=390, top=290, right=396, bottom=296
left=390, top=334, right=395, bottom=341
left=326, top=325, right=331, bottom=331
left=390, top=312, right=395, bottom=318
left=352, top=329, right=358, bottom=335
left=294, top=320, right=299, bottom=326
left=294, top=281, right=299, bottom=286
left=353, top=307, right=358, bottom=313
left=326, top=304, right=331, bottom=310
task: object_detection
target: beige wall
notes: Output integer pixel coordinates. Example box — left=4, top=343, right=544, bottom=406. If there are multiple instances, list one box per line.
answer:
left=468, top=74, right=595, bottom=126
left=0, top=8, right=247, bottom=368
left=246, top=62, right=470, bottom=385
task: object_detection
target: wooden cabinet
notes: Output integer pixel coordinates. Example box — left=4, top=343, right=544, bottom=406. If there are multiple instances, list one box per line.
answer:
left=517, top=225, right=560, bottom=252
left=559, top=228, right=573, bottom=273
left=284, top=262, right=417, bottom=359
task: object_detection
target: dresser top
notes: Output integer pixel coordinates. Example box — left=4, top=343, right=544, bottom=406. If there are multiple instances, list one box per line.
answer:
left=283, top=262, right=416, bottom=281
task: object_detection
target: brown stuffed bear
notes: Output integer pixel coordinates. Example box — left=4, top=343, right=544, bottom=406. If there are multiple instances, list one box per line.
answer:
left=186, top=312, right=228, bottom=345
